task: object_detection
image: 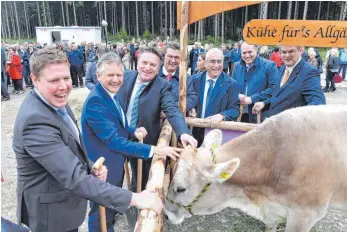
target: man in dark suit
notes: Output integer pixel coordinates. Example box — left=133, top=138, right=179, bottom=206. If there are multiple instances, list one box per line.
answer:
left=192, top=48, right=240, bottom=145
left=232, top=42, right=278, bottom=123
left=12, top=48, right=164, bottom=232
left=1, top=46, right=10, bottom=101
left=81, top=52, right=183, bottom=232
left=252, top=46, right=326, bottom=117
left=157, top=42, right=198, bottom=115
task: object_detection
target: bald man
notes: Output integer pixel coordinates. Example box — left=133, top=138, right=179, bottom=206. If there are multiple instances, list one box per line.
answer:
left=232, top=42, right=278, bottom=123
left=192, top=48, right=240, bottom=145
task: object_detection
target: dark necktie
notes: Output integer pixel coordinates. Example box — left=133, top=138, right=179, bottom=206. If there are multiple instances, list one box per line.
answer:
left=130, top=83, right=146, bottom=128
left=113, top=95, right=124, bottom=126
left=205, top=79, right=215, bottom=116
left=57, top=107, right=80, bottom=142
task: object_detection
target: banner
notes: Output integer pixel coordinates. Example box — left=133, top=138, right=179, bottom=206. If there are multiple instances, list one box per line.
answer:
left=243, top=20, right=347, bottom=48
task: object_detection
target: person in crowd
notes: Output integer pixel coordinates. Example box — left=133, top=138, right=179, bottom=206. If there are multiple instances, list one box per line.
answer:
left=339, top=48, right=347, bottom=80
left=157, top=42, right=198, bottom=115
left=301, top=46, right=309, bottom=61
left=192, top=48, right=240, bottom=145
left=122, top=47, right=131, bottom=70
left=232, top=42, right=278, bottom=123
left=308, top=47, right=323, bottom=73
left=323, top=48, right=340, bottom=92
left=13, top=48, right=164, bottom=232
left=230, top=42, right=241, bottom=74
left=221, top=44, right=231, bottom=73
left=81, top=52, right=183, bottom=232
left=1, top=46, right=10, bottom=101
left=259, top=46, right=270, bottom=59
left=22, top=43, right=35, bottom=89
left=8, top=47, right=24, bottom=94
left=269, top=47, right=283, bottom=68
left=68, top=43, right=84, bottom=88
left=192, top=53, right=206, bottom=75
left=129, top=40, right=136, bottom=70
left=189, top=45, right=196, bottom=73
left=253, top=46, right=326, bottom=117
left=191, top=42, right=205, bottom=74
left=85, top=47, right=109, bottom=90
left=308, top=49, right=319, bottom=68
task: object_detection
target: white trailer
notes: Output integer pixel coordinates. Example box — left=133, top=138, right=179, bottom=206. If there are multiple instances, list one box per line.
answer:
left=35, top=26, right=102, bottom=45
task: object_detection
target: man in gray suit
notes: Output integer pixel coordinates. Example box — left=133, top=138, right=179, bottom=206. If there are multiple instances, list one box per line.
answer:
left=12, top=48, right=163, bottom=232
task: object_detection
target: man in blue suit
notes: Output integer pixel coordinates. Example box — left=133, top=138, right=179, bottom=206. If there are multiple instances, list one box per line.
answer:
left=192, top=48, right=240, bottom=146
left=81, top=52, right=184, bottom=232
left=157, top=42, right=198, bottom=115
left=191, top=42, right=205, bottom=74
left=252, top=46, right=326, bottom=117
left=232, top=42, right=278, bottom=123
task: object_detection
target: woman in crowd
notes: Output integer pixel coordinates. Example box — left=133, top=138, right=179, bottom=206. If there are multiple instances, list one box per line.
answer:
left=8, top=47, right=24, bottom=94
left=324, top=48, right=340, bottom=92
left=259, top=46, right=270, bottom=59
left=122, top=47, right=131, bottom=70
left=192, top=53, right=206, bottom=75
left=308, top=49, right=319, bottom=68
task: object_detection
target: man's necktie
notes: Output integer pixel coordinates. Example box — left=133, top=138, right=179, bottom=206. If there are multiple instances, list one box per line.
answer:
left=205, top=79, right=215, bottom=117
left=166, top=73, right=173, bottom=81
left=57, top=107, right=80, bottom=142
left=113, top=94, right=124, bottom=126
left=130, top=83, right=146, bottom=128
left=280, top=68, right=290, bottom=87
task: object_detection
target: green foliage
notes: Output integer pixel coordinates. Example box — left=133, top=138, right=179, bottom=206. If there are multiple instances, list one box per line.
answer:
left=112, top=28, right=130, bottom=42
left=143, top=30, right=152, bottom=40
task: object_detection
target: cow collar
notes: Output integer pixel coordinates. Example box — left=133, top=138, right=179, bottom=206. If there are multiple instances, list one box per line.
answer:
left=166, top=144, right=218, bottom=216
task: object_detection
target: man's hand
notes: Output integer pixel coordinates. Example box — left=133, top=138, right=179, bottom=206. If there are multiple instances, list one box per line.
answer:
left=160, top=111, right=166, bottom=119
left=188, top=108, right=197, bottom=118
left=239, top=94, right=252, bottom=105
left=135, top=127, right=148, bottom=140
left=153, top=146, right=184, bottom=160
left=206, top=114, right=224, bottom=122
left=180, top=133, right=198, bottom=148
left=92, top=165, right=108, bottom=182
left=252, top=102, right=265, bottom=115
left=130, top=189, right=163, bottom=215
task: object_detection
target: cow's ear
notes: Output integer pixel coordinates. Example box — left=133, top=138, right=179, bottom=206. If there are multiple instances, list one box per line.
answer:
left=201, top=129, right=223, bottom=149
left=210, top=158, right=240, bottom=183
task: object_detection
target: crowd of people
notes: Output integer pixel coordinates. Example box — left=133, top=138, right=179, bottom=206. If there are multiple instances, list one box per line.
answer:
left=2, top=36, right=347, bottom=232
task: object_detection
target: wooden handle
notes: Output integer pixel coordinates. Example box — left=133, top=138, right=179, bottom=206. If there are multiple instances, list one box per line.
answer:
left=92, top=157, right=105, bottom=171
left=137, top=133, right=144, bottom=192
left=257, top=111, right=262, bottom=124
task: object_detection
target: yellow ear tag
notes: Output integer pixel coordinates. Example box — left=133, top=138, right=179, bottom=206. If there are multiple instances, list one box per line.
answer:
left=220, top=172, right=230, bottom=179
left=211, top=143, right=218, bottom=149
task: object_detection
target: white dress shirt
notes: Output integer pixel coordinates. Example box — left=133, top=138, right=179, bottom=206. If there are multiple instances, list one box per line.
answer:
left=101, top=84, right=126, bottom=127
left=201, top=74, right=218, bottom=118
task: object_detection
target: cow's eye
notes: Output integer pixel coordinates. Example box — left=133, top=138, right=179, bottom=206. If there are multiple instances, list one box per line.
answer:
left=176, top=187, right=186, bottom=193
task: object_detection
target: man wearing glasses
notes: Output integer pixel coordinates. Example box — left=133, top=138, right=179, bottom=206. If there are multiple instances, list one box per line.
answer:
left=157, top=42, right=198, bottom=117
left=252, top=46, right=326, bottom=117
left=192, top=48, right=240, bottom=146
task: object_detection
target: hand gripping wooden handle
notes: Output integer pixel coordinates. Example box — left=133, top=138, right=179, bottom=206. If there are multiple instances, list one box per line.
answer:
left=92, top=157, right=107, bottom=232
left=137, top=132, right=144, bottom=193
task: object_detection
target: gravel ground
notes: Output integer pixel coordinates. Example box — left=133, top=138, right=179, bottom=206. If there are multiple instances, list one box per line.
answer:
left=2, top=75, right=347, bottom=231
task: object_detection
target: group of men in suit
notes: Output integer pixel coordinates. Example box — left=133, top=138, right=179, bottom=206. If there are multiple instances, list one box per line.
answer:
left=12, top=40, right=326, bottom=231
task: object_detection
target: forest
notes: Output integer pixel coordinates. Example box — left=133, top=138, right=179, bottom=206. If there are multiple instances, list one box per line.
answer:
left=1, top=1, right=347, bottom=44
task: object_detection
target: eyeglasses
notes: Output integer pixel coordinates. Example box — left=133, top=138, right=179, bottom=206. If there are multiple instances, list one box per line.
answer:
left=166, top=55, right=180, bottom=60
left=207, top=59, right=223, bottom=64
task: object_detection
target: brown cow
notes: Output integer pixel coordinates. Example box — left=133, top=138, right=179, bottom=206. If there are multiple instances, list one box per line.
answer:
left=165, top=105, right=347, bottom=232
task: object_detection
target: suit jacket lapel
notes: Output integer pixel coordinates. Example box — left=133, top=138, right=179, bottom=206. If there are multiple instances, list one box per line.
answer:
left=275, top=59, right=304, bottom=96
left=198, top=72, right=207, bottom=117
left=125, top=73, right=137, bottom=112
left=96, top=84, right=125, bottom=128
left=206, top=74, right=231, bottom=116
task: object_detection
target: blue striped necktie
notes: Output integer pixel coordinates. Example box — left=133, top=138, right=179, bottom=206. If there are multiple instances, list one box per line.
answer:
left=130, top=83, right=146, bottom=128
left=113, top=95, right=124, bottom=126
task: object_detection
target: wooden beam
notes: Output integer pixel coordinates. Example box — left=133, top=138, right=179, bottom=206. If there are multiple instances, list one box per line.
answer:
left=185, top=117, right=258, bottom=132
left=179, top=1, right=189, bottom=114
left=134, top=119, right=173, bottom=232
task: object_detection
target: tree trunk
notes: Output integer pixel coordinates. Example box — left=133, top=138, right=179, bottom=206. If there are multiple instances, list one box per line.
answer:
left=104, top=1, right=107, bottom=21
left=278, top=2, right=282, bottom=19
left=303, top=1, right=308, bottom=20
left=245, top=6, right=248, bottom=24
left=36, top=1, right=42, bottom=26
left=340, top=1, right=347, bottom=21
left=317, top=1, right=322, bottom=20
left=165, top=1, right=168, bottom=38
left=9, top=2, right=17, bottom=39
left=261, top=2, right=268, bottom=19
left=121, top=2, right=125, bottom=30
left=151, top=1, right=154, bottom=35
left=127, top=2, right=130, bottom=35
left=169, top=1, right=173, bottom=38
left=287, top=1, right=292, bottom=19
left=42, top=1, right=47, bottom=26
left=214, top=14, right=218, bottom=42
left=293, top=1, right=298, bottom=20
left=136, top=1, right=139, bottom=38
left=24, top=2, right=30, bottom=38
left=73, top=1, right=77, bottom=25
left=326, top=2, right=330, bottom=20
left=143, top=2, right=148, bottom=32
left=221, top=12, right=225, bottom=43
left=194, top=22, right=197, bottom=41
left=65, top=2, right=69, bottom=26
left=61, top=1, right=66, bottom=26
left=4, top=2, right=11, bottom=38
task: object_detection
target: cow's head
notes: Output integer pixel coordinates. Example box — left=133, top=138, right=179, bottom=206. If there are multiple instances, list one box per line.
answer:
left=165, top=129, right=240, bottom=224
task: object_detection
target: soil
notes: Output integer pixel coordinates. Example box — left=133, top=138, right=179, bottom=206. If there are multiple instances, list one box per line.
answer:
left=2, top=76, right=347, bottom=231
